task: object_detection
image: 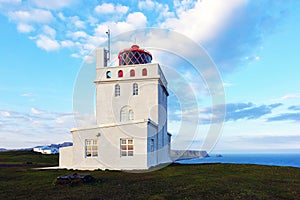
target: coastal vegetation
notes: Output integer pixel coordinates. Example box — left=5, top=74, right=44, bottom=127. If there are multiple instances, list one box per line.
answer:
left=0, top=150, right=299, bottom=199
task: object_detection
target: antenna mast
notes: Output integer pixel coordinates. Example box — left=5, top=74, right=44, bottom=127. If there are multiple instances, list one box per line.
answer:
left=105, top=28, right=110, bottom=62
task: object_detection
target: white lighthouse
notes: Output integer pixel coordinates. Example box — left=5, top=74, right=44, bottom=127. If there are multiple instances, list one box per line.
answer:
left=59, top=45, right=171, bottom=170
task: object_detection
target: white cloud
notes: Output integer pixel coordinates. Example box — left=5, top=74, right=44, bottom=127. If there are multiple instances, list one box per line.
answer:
left=87, top=16, right=98, bottom=26
left=0, top=109, right=74, bottom=148
left=116, top=5, right=129, bottom=14
left=96, top=12, right=147, bottom=37
left=61, top=40, right=75, bottom=48
left=1, top=111, right=10, bottom=117
left=71, top=53, right=80, bottom=58
left=126, top=12, right=147, bottom=27
left=223, top=82, right=233, bottom=87
left=21, top=93, right=33, bottom=97
left=0, top=0, right=21, bottom=3
left=31, top=107, right=44, bottom=115
left=94, top=24, right=110, bottom=37
left=0, top=0, right=21, bottom=7
left=95, top=3, right=114, bottom=14
left=281, top=94, right=300, bottom=100
left=158, top=5, right=174, bottom=19
left=74, top=19, right=85, bottom=29
left=57, top=12, right=66, bottom=20
left=8, top=9, right=54, bottom=24
left=55, top=115, right=74, bottom=125
left=42, top=25, right=56, bottom=38
left=17, top=23, right=35, bottom=33
left=90, top=12, right=147, bottom=52
left=173, top=0, right=197, bottom=15
left=36, top=35, right=60, bottom=51
left=69, top=16, right=85, bottom=29
left=94, top=3, right=128, bottom=15
left=67, top=31, right=88, bottom=40
left=138, top=0, right=156, bottom=10
left=161, top=0, right=247, bottom=43
left=31, top=0, right=73, bottom=10
left=138, top=0, right=174, bottom=20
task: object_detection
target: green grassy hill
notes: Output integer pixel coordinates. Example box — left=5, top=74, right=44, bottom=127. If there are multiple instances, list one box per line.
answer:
left=0, top=150, right=299, bottom=200
left=0, top=150, right=58, bottom=166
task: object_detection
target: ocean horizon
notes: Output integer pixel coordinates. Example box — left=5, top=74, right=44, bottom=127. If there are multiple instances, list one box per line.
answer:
left=176, top=153, right=300, bottom=168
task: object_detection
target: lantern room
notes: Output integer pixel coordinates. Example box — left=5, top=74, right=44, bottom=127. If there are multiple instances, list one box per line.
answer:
left=118, top=45, right=152, bottom=66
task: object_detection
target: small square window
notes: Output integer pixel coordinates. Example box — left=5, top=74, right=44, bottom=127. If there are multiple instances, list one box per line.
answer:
left=85, top=139, right=98, bottom=158
left=120, top=138, right=134, bottom=157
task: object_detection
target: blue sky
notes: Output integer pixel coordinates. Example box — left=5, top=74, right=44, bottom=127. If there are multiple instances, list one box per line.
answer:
left=0, top=0, right=299, bottom=153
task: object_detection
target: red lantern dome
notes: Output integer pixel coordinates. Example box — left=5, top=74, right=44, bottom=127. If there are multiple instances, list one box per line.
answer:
left=118, top=45, right=152, bottom=66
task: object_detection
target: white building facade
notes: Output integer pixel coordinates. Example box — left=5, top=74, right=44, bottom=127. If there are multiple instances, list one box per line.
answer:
left=60, top=45, right=171, bottom=170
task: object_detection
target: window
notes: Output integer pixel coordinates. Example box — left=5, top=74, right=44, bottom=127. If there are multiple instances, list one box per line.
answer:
left=120, top=138, right=134, bottom=156
left=162, top=131, right=164, bottom=146
left=120, top=106, right=134, bottom=122
left=142, top=68, right=147, bottom=76
left=150, top=139, right=154, bottom=152
left=106, top=71, right=112, bottom=78
left=115, top=84, right=120, bottom=97
left=133, top=83, right=138, bottom=95
left=120, top=108, right=126, bottom=122
left=85, top=139, right=98, bottom=157
left=118, top=70, right=123, bottom=77
left=130, top=69, right=135, bottom=77
left=128, top=110, right=134, bottom=120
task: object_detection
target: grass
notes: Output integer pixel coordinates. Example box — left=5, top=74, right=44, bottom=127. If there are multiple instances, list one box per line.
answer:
left=0, top=150, right=58, bottom=165
left=0, top=150, right=299, bottom=200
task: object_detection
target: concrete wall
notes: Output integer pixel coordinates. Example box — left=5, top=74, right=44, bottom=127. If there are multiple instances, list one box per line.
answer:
left=147, top=121, right=158, bottom=168
left=95, top=63, right=167, bottom=126
left=59, top=119, right=171, bottom=170
left=96, top=79, right=158, bottom=125
left=69, top=120, right=149, bottom=170
left=59, top=146, right=73, bottom=168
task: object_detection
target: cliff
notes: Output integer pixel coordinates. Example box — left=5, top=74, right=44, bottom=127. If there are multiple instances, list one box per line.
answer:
left=171, top=150, right=209, bottom=161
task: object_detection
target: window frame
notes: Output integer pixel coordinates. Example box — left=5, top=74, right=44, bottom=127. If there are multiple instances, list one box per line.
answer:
left=130, top=69, right=135, bottom=77
left=85, top=139, right=98, bottom=158
left=106, top=71, right=112, bottom=78
left=118, top=70, right=123, bottom=78
left=128, top=109, right=134, bottom=120
left=120, top=138, right=134, bottom=157
left=120, top=108, right=126, bottom=122
left=133, top=83, right=138, bottom=95
left=115, top=84, right=120, bottom=97
left=150, top=139, right=154, bottom=152
left=142, top=68, right=147, bottom=76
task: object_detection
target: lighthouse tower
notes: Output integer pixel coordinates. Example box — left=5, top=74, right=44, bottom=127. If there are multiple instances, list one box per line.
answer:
left=59, top=45, right=171, bottom=170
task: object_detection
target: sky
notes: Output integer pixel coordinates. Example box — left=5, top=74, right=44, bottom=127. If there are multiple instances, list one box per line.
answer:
left=0, top=0, right=299, bottom=153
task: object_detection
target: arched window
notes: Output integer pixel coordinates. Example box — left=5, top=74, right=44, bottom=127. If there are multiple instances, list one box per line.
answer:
left=120, top=106, right=134, bottom=122
left=133, top=83, right=138, bottom=95
left=128, top=110, right=134, bottom=120
left=115, top=84, right=120, bottom=97
left=142, top=68, right=147, bottom=76
left=130, top=69, right=135, bottom=77
left=118, top=70, right=123, bottom=77
left=106, top=71, right=112, bottom=78
left=120, top=108, right=126, bottom=122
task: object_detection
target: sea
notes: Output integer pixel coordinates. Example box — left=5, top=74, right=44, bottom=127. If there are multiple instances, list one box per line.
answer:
left=176, top=154, right=300, bottom=168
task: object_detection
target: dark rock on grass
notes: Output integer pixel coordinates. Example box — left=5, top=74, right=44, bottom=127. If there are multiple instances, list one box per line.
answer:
left=54, top=173, right=95, bottom=185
